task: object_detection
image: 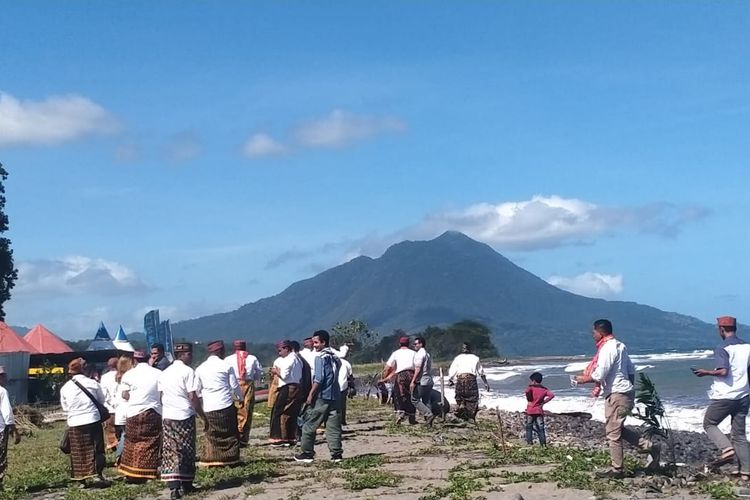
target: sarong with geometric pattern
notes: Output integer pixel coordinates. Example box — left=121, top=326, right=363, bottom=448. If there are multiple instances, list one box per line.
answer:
left=118, top=408, right=162, bottom=479
left=160, top=417, right=196, bottom=483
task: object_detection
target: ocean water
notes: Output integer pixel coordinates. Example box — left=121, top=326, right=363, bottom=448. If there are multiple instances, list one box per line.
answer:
left=438, top=349, right=735, bottom=434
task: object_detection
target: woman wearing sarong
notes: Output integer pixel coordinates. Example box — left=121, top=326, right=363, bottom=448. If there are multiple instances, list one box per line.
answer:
left=269, top=341, right=303, bottom=445
left=195, top=340, right=242, bottom=467
left=59, top=358, right=108, bottom=485
left=448, top=343, right=491, bottom=422
left=100, top=357, right=120, bottom=452
left=113, top=356, right=133, bottom=464
left=118, top=351, right=163, bottom=481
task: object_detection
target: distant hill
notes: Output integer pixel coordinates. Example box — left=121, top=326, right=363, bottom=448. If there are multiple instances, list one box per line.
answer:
left=173, top=231, right=714, bottom=356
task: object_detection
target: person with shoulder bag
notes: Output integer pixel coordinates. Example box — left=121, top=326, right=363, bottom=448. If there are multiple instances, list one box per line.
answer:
left=59, top=357, right=109, bottom=487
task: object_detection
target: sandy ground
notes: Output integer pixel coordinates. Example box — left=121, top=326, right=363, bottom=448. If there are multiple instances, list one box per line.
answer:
left=185, top=401, right=716, bottom=500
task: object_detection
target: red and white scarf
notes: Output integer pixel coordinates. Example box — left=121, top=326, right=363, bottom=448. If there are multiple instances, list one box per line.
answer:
left=584, top=334, right=614, bottom=398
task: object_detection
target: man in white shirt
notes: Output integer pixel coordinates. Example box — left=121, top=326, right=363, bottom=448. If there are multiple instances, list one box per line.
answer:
left=380, top=335, right=417, bottom=424
left=100, top=357, right=119, bottom=452
left=0, top=367, right=20, bottom=486
left=195, top=340, right=242, bottom=467
left=575, top=319, right=659, bottom=478
left=270, top=340, right=303, bottom=445
left=410, top=337, right=435, bottom=425
left=60, top=357, right=108, bottom=483
left=693, top=316, right=750, bottom=478
left=118, top=350, right=163, bottom=481
left=448, top=342, right=491, bottom=422
left=225, top=339, right=263, bottom=446
left=299, top=336, right=318, bottom=378
left=338, top=354, right=353, bottom=426
left=159, top=342, right=205, bottom=499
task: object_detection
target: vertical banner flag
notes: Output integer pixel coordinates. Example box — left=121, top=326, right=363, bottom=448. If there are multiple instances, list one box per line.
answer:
left=144, top=309, right=161, bottom=351
left=160, top=319, right=174, bottom=360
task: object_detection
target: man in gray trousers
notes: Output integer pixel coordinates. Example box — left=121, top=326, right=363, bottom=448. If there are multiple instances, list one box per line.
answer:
left=693, top=316, right=750, bottom=478
left=411, top=336, right=435, bottom=426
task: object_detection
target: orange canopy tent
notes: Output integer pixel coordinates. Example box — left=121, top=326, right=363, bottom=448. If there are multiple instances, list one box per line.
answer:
left=0, top=322, right=38, bottom=353
left=24, top=324, right=72, bottom=354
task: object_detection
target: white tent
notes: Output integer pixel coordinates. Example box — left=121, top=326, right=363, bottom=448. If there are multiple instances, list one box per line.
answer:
left=113, top=325, right=135, bottom=352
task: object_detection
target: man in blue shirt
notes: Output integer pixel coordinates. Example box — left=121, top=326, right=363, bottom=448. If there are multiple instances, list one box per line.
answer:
left=295, top=330, right=343, bottom=463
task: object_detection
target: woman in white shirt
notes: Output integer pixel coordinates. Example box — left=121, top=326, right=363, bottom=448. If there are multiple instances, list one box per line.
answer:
left=113, top=356, right=133, bottom=464
left=59, top=357, right=108, bottom=484
left=269, top=340, right=303, bottom=446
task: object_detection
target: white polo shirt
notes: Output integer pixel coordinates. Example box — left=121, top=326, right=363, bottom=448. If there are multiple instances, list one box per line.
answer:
left=387, top=348, right=416, bottom=374
left=273, top=354, right=302, bottom=387
left=121, top=362, right=162, bottom=418
left=448, top=353, right=485, bottom=379
left=196, top=355, right=241, bottom=412
left=158, top=359, right=202, bottom=420
left=225, top=352, right=263, bottom=382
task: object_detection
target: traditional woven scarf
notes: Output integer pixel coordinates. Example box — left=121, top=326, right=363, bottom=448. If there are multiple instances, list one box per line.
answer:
left=584, top=334, right=614, bottom=398
left=236, top=350, right=248, bottom=380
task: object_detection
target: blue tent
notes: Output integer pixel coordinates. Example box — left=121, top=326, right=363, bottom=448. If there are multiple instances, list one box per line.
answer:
left=86, top=321, right=117, bottom=351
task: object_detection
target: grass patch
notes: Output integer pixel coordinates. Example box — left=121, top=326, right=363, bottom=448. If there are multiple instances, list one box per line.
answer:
left=343, top=469, right=402, bottom=490
left=700, top=480, right=738, bottom=500
left=420, top=469, right=488, bottom=500
left=196, top=459, right=276, bottom=489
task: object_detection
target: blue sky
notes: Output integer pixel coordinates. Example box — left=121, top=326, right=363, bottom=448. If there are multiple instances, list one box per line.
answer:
left=1, top=2, right=748, bottom=340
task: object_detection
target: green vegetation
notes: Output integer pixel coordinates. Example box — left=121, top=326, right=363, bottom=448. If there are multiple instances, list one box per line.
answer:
left=420, top=469, right=487, bottom=500
left=633, top=372, right=676, bottom=467
left=0, top=162, right=17, bottom=320
left=343, top=469, right=402, bottom=490
left=700, top=480, right=739, bottom=500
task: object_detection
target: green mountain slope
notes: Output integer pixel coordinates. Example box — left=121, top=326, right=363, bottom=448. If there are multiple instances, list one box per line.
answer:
left=172, top=231, right=713, bottom=355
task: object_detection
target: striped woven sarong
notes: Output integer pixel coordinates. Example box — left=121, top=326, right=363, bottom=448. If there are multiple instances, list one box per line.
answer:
left=119, top=408, right=162, bottom=479
left=236, top=380, right=255, bottom=445
left=199, top=405, right=240, bottom=467
left=160, top=417, right=196, bottom=483
left=103, top=415, right=118, bottom=451
left=68, top=422, right=106, bottom=480
left=455, top=373, right=480, bottom=421
left=0, top=429, right=7, bottom=482
left=393, top=370, right=416, bottom=416
left=270, top=383, right=302, bottom=443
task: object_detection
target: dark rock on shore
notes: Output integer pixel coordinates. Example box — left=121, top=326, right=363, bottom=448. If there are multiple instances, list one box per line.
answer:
left=489, top=409, right=718, bottom=467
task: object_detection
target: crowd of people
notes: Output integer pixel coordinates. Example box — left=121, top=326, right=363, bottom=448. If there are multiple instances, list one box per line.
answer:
left=0, top=316, right=747, bottom=493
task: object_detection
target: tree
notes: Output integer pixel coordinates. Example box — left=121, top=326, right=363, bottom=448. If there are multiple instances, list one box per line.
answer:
left=422, top=320, right=499, bottom=360
left=331, top=319, right=380, bottom=365
left=0, top=162, right=17, bottom=320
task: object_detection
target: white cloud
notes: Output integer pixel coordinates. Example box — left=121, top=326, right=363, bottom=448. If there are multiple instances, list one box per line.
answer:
left=242, top=133, right=287, bottom=158
left=387, top=195, right=710, bottom=252
left=293, top=109, right=406, bottom=148
left=548, top=272, right=624, bottom=299
left=268, top=195, right=709, bottom=268
left=15, top=256, right=151, bottom=297
left=0, top=91, right=119, bottom=147
left=166, top=131, right=202, bottom=162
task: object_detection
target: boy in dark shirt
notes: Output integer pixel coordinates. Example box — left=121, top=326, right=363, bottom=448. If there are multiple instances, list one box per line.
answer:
left=525, top=372, right=555, bottom=446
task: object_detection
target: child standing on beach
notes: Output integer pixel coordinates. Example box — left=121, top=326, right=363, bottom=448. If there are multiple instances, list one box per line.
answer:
left=525, top=372, right=555, bottom=446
